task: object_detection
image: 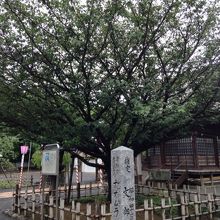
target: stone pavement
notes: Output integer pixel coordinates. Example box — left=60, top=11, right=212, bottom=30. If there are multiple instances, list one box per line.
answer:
left=0, top=189, right=13, bottom=220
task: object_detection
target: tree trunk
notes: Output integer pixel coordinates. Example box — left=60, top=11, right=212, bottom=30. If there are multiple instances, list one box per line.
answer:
left=67, top=156, right=75, bottom=204
left=105, top=157, right=111, bottom=202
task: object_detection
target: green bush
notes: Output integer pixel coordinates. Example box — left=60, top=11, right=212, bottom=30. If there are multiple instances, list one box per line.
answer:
left=74, top=195, right=108, bottom=204
left=0, top=159, right=16, bottom=171
left=31, top=150, right=42, bottom=169
left=0, top=180, right=16, bottom=189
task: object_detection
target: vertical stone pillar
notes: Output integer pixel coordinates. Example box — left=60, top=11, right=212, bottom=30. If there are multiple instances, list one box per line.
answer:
left=111, top=146, right=136, bottom=220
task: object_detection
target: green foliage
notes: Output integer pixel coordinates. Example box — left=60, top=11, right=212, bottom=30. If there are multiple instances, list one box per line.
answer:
left=31, top=150, right=42, bottom=169
left=0, top=159, right=16, bottom=171
left=136, top=194, right=179, bottom=216
left=63, top=152, right=71, bottom=167
left=0, top=135, right=18, bottom=160
left=0, top=134, right=19, bottom=168
left=0, top=179, right=16, bottom=189
left=136, top=194, right=163, bottom=207
left=135, top=194, right=148, bottom=207
left=74, top=195, right=108, bottom=204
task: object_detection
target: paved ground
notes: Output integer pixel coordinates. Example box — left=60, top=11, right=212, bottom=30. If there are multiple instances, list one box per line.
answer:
left=0, top=190, right=13, bottom=220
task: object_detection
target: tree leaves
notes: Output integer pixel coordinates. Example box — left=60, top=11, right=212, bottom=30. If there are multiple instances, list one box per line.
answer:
left=0, top=0, right=219, bottom=160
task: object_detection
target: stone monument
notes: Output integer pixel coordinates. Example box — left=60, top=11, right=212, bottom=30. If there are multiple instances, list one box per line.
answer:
left=111, top=146, right=136, bottom=220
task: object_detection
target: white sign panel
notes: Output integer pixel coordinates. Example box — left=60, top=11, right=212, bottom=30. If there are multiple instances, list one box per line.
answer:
left=42, top=144, right=59, bottom=175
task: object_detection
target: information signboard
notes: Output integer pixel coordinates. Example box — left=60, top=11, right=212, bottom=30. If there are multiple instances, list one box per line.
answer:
left=41, top=144, right=60, bottom=176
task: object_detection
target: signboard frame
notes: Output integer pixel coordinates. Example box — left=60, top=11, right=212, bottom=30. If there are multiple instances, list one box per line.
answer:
left=41, top=144, right=60, bottom=176
left=41, top=143, right=60, bottom=220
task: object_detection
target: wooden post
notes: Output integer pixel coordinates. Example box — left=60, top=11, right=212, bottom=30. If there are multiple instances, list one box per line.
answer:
left=211, top=173, right=214, bottom=186
left=208, top=194, right=213, bottom=219
left=168, top=197, right=172, bottom=218
left=144, top=200, right=149, bottom=220
left=213, top=185, right=217, bottom=196
left=40, top=176, right=45, bottom=220
left=89, top=182, right=92, bottom=196
left=40, top=192, right=44, bottom=220
left=187, top=185, right=191, bottom=201
left=157, top=182, right=160, bottom=189
left=197, top=192, right=202, bottom=214
left=180, top=195, right=186, bottom=220
left=32, top=186, right=36, bottom=220
left=161, top=198, right=166, bottom=220
left=168, top=182, right=172, bottom=197
left=84, top=184, right=87, bottom=197
left=18, top=186, right=21, bottom=215
left=77, top=182, right=80, bottom=199
left=176, top=194, right=182, bottom=217
left=185, top=195, right=189, bottom=216
left=86, top=203, right=92, bottom=220
left=95, top=159, right=99, bottom=181
left=24, top=187, right=28, bottom=216
left=64, top=183, right=67, bottom=203
left=101, top=204, right=106, bottom=220
left=49, top=196, right=54, bottom=219
left=14, top=184, right=19, bottom=213
left=194, top=195, right=199, bottom=220
left=98, top=183, right=100, bottom=195
left=150, top=199, right=154, bottom=220
left=76, top=202, right=80, bottom=220
left=95, top=203, right=99, bottom=217
left=183, top=184, right=186, bottom=198
left=60, top=198, right=65, bottom=220
left=72, top=200, right=75, bottom=220
left=214, top=194, right=218, bottom=212
left=201, top=175, right=204, bottom=187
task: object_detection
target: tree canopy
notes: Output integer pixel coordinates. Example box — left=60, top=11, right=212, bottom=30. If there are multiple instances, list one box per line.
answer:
left=0, top=133, right=19, bottom=170
left=0, top=0, right=219, bottom=168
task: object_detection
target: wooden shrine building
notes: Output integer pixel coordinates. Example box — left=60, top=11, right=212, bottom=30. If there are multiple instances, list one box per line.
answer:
left=143, top=124, right=220, bottom=186
left=146, top=135, right=220, bottom=170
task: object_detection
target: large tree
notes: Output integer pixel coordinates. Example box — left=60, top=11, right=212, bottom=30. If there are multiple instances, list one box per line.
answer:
left=0, top=0, right=220, bottom=189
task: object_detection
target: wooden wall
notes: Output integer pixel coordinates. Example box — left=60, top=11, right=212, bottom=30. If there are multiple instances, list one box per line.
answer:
left=145, top=137, right=220, bottom=169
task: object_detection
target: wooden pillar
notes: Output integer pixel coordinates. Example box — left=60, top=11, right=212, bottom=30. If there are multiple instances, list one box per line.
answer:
left=72, top=201, right=75, bottom=220
left=86, top=203, right=92, bottom=220
left=101, top=204, right=106, bottom=220
left=60, top=198, right=65, bottom=220
left=144, top=200, right=149, bottom=220
left=160, top=143, right=166, bottom=167
left=49, top=196, right=54, bottom=219
left=192, top=134, right=198, bottom=168
left=76, top=202, right=80, bottom=220
left=15, top=184, right=19, bottom=214
left=77, top=182, right=80, bottom=199
left=213, top=137, right=219, bottom=167
left=135, top=153, right=143, bottom=184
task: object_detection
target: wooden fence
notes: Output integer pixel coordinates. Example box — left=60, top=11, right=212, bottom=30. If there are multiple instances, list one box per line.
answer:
left=13, top=183, right=220, bottom=219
